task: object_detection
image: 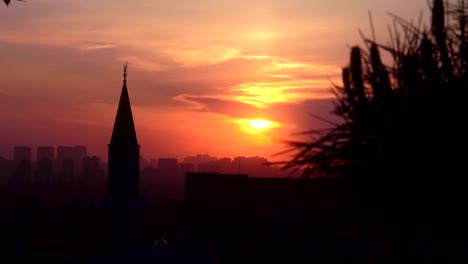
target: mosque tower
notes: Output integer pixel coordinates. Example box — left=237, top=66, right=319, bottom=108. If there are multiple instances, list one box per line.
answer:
left=108, top=64, right=140, bottom=197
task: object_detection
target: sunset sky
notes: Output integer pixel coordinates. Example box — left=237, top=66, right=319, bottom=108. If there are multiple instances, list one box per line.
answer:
left=0, top=0, right=428, bottom=161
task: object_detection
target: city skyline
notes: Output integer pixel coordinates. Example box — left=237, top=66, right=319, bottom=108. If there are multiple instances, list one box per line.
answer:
left=0, top=144, right=285, bottom=164
left=0, top=0, right=428, bottom=160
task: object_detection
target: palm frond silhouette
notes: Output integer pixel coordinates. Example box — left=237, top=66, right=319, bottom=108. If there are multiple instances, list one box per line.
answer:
left=282, top=0, right=467, bottom=181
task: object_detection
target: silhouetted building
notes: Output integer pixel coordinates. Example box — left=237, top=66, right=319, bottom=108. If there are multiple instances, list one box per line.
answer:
left=180, top=163, right=195, bottom=173
left=0, top=156, right=13, bottom=184
left=185, top=173, right=364, bottom=259
left=56, top=146, right=72, bottom=174
left=149, top=158, right=157, bottom=168
left=11, top=146, right=32, bottom=183
left=60, top=158, right=74, bottom=182
left=158, top=158, right=178, bottom=176
left=73, top=145, right=87, bottom=177
left=56, top=146, right=87, bottom=179
left=185, top=173, right=250, bottom=254
left=194, top=156, right=282, bottom=177
left=217, top=157, right=232, bottom=174
left=108, top=64, right=140, bottom=197
left=35, top=158, right=53, bottom=183
left=37, top=146, right=54, bottom=161
left=14, top=146, right=32, bottom=162
left=83, top=156, right=101, bottom=182
left=183, top=154, right=217, bottom=171
left=35, top=146, right=54, bottom=183
left=139, top=155, right=148, bottom=170
left=57, top=146, right=73, bottom=164
left=198, top=161, right=218, bottom=173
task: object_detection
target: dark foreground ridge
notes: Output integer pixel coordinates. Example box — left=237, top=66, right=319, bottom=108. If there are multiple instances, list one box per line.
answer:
left=0, top=173, right=394, bottom=264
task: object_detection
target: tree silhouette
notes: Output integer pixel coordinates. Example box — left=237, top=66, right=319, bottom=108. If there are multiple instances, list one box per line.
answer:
left=281, top=0, right=467, bottom=260
left=283, top=0, right=467, bottom=181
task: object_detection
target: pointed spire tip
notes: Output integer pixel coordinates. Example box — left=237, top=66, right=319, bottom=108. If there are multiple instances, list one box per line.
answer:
left=123, top=62, right=128, bottom=83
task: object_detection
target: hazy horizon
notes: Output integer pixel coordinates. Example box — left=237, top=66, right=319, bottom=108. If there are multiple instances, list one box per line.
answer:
left=0, top=0, right=428, bottom=160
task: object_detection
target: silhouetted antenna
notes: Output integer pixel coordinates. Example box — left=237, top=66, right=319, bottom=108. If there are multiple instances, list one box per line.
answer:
left=123, top=62, right=128, bottom=83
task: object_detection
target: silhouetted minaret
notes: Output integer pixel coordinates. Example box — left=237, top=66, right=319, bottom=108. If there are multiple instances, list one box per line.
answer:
left=108, top=64, right=140, bottom=197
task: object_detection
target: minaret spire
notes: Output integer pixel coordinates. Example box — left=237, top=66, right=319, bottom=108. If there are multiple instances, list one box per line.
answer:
left=108, top=63, right=140, bottom=197
left=123, top=62, right=128, bottom=84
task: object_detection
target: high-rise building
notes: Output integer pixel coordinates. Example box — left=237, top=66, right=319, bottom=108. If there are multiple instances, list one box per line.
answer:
left=108, top=64, right=140, bottom=197
left=149, top=158, right=157, bottom=168
left=37, top=146, right=54, bottom=161
left=73, top=145, right=87, bottom=177
left=83, top=156, right=101, bottom=182
left=61, top=158, right=74, bottom=182
left=56, top=146, right=87, bottom=181
left=0, top=156, right=13, bottom=184
left=158, top=158, right=179, bottom=177
left=57, top=146, right=73, bottom=169
left=11, top=146, right=32, bottom=183
left=14, top=146, right=32, bottom=162
left=57, top=146, right=73, bottom=161
left=139, top=155, right=148, bottom=170
left=180, top=163, right=195, bottom=173
left=36, top=146, right=54, bottom=183
left=57, top=146, right=73, bottom=181
left=73, top=146, right=87, bottom=160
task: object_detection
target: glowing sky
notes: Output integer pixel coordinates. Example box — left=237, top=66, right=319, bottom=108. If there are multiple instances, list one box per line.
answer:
left=0, top=0, right=428, bottom=160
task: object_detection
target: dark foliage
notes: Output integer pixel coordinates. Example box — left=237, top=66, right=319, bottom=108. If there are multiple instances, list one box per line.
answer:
left=281, top=1, right=468, bottom=261
left=282, top=0, right=467, bottom=181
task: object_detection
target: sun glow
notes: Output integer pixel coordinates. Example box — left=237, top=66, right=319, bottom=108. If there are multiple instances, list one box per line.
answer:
left=235, top=119, right=278, bottom=134
left=249, top=119, right=273, bottom=130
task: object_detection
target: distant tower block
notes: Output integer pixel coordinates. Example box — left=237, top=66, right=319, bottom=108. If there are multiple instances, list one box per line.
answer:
left=37, top=146, right=54, bottom=161
left=36, top=146, right=54, bottom=183
left=57, top=146, right=73, bottom=172
left=12, top=146, right=32, bottom=183
left=73, top=145, right=87, bottom=176
left=13, top=146, right=32, bottom=162
left=108, top=63, right=140, bottom=197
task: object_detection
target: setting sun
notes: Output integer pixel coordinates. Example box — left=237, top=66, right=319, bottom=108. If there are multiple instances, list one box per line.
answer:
left=235, top=119, right=278, bottom=134
left=249, top=119, right=274, bottom=130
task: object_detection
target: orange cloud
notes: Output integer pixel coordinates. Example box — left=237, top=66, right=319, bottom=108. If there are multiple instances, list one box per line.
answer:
left=0, top=0, right=428, bottom=160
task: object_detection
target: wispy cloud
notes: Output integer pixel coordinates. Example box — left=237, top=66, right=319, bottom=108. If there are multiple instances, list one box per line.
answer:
left=80, top=44, right=116, bottom=51
left=0, top=0, right=428, bottom=159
